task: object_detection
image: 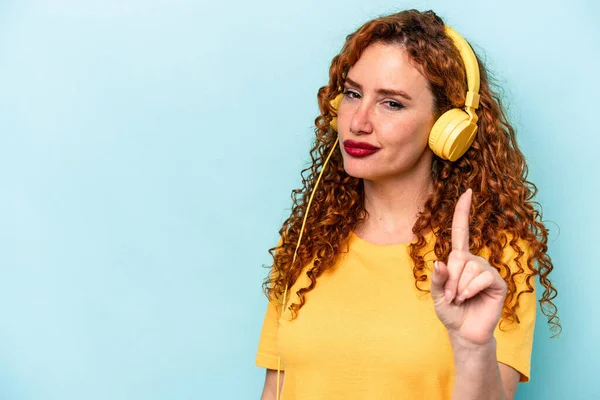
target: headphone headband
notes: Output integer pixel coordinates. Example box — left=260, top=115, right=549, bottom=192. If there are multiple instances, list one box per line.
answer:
left=444, top=26, right=480, bottom=110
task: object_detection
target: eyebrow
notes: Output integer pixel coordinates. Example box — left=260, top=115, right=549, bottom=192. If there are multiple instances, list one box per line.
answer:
left=344, top=77, right=413, bottom=101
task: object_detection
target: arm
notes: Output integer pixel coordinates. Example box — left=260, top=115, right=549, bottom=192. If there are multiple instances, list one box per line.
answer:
left=260, top=369, right=285, bottom=400
left=499, top=363, right=521, bottom=400
left=431, top=190, right=525, bottom=400
left=451, top=336, right=520, bottom=400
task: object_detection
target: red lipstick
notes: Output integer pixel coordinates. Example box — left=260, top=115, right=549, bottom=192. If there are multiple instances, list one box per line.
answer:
left=343, top=140, right=380, bottom=157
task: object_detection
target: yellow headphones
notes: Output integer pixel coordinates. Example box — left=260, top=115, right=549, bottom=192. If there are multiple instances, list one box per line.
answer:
left=329, top=26, right=480, bottom=162
left=274, top=26, right=480, bottom=400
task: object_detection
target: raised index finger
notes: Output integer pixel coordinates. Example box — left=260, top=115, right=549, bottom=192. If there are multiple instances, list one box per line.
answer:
left=451, top=188, right=473, bottom=252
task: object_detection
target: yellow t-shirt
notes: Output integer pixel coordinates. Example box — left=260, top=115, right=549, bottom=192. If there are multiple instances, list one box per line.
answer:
left=256, top=231, right=536, bottom=399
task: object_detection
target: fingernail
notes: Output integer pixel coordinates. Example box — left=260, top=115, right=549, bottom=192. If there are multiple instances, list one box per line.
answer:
left=434, top=260, right=439, bottom=272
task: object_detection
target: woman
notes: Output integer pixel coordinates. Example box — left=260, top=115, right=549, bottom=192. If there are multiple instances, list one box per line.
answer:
left=256, top=9, right=560, bottom=400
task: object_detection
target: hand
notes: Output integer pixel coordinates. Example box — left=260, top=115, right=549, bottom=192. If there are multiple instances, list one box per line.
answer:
left=431, top=189, right=507, bottom=346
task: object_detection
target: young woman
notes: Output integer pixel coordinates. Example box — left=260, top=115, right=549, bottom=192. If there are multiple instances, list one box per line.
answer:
left=256, top=9, right=560, bottom=400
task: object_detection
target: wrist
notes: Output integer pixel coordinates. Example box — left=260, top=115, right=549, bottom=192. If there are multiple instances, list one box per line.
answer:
left=449, top=334, right=497, bottom=363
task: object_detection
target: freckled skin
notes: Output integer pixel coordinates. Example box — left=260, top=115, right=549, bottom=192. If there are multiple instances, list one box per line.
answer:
left=337, top=42, right=437, bottom=183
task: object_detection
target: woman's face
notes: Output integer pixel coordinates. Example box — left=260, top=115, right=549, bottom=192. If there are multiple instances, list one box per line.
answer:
left=336, top=42, right=437, bottom=182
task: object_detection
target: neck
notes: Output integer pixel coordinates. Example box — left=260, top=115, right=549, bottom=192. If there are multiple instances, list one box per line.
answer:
left=357, top=156, right=434, bottom=240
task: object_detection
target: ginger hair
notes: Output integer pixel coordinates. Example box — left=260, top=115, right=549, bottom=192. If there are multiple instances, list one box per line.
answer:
left=262, top=9, right=560, bottom=336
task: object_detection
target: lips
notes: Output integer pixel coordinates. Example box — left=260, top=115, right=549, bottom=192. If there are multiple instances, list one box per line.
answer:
left=343, top=140, right=380, bottom=157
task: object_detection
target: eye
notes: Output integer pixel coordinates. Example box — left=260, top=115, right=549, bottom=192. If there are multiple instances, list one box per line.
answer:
left=385, top=100, right=405, bottom=110
left=342, top=89, right=361, bottom=99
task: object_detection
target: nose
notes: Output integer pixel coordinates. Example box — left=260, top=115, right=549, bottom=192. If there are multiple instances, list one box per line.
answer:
left=349, top=101, right=374, bottom=135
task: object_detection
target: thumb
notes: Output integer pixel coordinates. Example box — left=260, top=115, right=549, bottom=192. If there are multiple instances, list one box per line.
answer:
left=431, top=260, right=449, bottom=303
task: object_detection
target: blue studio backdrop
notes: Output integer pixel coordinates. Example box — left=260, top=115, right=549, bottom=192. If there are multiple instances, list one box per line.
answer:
left=0, top=0, right=598, bottom=399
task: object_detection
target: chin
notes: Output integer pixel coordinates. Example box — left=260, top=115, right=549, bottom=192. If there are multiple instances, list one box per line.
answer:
left=342, top=159, right=379, bottom=180
left=342, top=155, right=427, bottom=183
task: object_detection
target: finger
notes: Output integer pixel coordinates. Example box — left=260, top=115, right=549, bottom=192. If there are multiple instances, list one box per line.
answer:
left=451, top=188, right=473, bottom=252
left=431, top=260, right=450, bottom=303
left=455, top=270, right=496, bottom=304
left=442, top=251, right=467, bottom=304
left=456, top=259, right=483, bottom=300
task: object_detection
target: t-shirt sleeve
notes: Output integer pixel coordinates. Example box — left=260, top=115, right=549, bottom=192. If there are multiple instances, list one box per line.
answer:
left=256, top=238, right=285, bottom=371
left=255, top=294, right=284, bottom=371
left=492, top=238, right=537, bottom=383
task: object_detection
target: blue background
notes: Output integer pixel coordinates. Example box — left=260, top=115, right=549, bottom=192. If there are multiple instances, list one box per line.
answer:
left=0, top=0, right=598, bottom=399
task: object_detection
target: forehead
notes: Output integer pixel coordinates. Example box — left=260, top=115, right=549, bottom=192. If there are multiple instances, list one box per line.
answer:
left=346, top=42, right=430, bottom=95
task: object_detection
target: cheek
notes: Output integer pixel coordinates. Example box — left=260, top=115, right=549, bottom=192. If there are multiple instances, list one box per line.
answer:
left=336, top=110, right=351, bottom=134
left=383, top=117, right=431, bottom=148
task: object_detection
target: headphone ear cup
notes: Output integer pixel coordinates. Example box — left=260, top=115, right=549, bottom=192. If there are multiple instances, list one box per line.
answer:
left=429, top=108, right=478, bottom=161
left=329, top=94, right=343, bottom=132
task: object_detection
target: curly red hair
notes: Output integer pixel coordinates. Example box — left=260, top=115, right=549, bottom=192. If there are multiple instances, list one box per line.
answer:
left=262, top=9, right=560, bottom=336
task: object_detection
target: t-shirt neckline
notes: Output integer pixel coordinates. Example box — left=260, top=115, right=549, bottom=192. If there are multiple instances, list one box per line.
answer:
left=349, top=229, right=435, bottom=250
